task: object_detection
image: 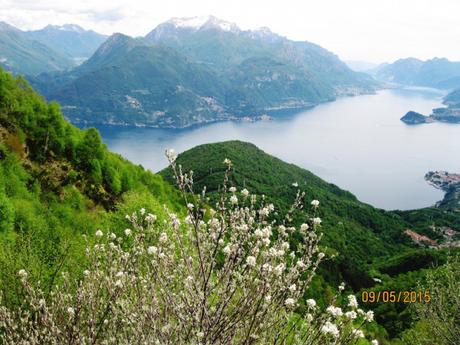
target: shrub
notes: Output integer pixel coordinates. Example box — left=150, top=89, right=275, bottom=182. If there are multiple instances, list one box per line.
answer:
left=0, top=153, right=378, bottom=344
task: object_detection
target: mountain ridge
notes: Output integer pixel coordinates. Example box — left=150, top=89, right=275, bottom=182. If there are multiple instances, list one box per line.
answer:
left=32, top=16, right=378, bottom=128
left=372, top=57, right=460, bottom=89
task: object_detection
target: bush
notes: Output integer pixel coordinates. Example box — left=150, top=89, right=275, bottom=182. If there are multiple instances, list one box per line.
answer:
left=0, top=154, right=379, bottom=345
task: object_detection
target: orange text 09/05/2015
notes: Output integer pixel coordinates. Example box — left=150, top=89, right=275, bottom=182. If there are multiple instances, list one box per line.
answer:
left=361, top=290, right=431, bottom=304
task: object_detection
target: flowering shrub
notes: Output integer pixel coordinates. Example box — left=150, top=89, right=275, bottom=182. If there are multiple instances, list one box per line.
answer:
left=0, top=151, right=378, bottom=344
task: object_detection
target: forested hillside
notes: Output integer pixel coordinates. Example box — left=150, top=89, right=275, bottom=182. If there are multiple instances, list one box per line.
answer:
left=0, top=68, right=182, bottom=305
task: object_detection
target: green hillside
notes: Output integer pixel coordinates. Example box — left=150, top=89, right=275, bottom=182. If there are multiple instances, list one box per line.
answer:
left=0, top=68, right=182, bottom=305
left=160, top=141, right=410, bottom=264
left=159, top=141, right=460, bottom=338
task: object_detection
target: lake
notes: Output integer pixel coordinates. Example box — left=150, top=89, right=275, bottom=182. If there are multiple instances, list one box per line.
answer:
left=95, top=88, right=460, bottom=210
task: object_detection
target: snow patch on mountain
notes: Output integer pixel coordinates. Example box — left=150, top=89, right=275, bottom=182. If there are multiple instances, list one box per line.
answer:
left=165, top=15, right=240, bottom=33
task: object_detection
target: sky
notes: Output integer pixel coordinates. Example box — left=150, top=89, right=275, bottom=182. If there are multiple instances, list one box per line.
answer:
left=1, top=0, right=459, bottom=63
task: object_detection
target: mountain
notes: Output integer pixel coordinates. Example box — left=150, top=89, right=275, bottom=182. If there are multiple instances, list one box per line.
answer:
left=33, top=34, right=233, bottom=127
left=373, top=57, right=460, bottom=89
left=145, top=16, right=376, bottom=93
left=0, top=21, right=74, bottom=75
left=25, top=24, right=107, bottom=63
left=33, top=16, right=378, bottom=128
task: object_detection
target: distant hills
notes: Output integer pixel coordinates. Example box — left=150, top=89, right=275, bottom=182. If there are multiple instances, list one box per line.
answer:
left=0, top=22, right=74, bottom=75
left=371, top=57, right=460, bottom=89
left=25, top=24, right=107, bottom=62
left=0, top=22, right=106, bottom=75
left=29, top=16, right=378, bottom=128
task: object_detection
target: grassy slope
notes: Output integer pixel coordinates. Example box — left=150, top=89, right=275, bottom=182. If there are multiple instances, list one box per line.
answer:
left=0, top=68, right=182, bottom=305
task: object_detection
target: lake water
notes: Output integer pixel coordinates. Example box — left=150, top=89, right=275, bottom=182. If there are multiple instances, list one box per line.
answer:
left=96, top=88, right=460, bottom=210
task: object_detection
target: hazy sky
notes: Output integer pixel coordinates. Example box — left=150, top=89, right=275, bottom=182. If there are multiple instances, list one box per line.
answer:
left=1, top=0, right=459, bottom=63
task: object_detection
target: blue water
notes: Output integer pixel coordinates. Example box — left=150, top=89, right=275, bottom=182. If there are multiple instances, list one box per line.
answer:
left=95, top=88, right=460, bottom=210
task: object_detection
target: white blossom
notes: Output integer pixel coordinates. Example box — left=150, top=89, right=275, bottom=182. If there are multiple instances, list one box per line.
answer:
left=284, top=298, right=296, bottom=308
left=159, top=232, right=168, bottom=244
left=18, top=269, right=28, bottom=279
left=371, top=340, right=379, bottom=345
left=95, top=230, right=103, bottom=238
left=296, top=260, right=306, bottom=269
left=311, top=200, right=320, bottom=208
left=166, top=148, right=177, bottom=162
left=124, top=228, right=132, bottom=236
left=312, top=217, right=322, bottom=225
left=321, top=321, right=339, bottom=337
left=241, top=188, right=249, bottom=197
left=348, top=294, right=359, bottom=308
left=254, top=229, right=263, bottom=238
left=246, top=256, right=256, bottom=267
left=365, top=310, right=374, bottom=322
left=229, top=186, right=236, bottom=193
left=300, top=223, right=309, bottom=232
left=230, top=195, right=238, bottom=205
left=326, top=305, right=343, bottom=317
left=306, top=299, right=316, bottom=308
left=345, top=311, right=357, bottom=319
left=67, top=307, right=75, bottom=316
left=146, top=213, right=157, bottom=222
left=147, top=246, right=158, bottom=255
left=274, top=263, right=285, bottom=276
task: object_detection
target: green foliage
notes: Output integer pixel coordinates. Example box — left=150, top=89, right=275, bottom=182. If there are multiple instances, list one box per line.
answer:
left=400, top=258, right=460, bottom=344
left=0, top=192, right=14, bottom=232
left=0, top=67, right=183, bottom=308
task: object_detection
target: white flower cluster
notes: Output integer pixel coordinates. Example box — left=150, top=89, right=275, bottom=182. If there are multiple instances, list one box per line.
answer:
left=292, top=283, right=377, bottom=344
left=0, top=153, right=378, bottom=345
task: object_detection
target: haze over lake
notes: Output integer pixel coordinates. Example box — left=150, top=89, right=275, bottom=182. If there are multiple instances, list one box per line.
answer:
left=96, top=88, right=460, bottom=210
